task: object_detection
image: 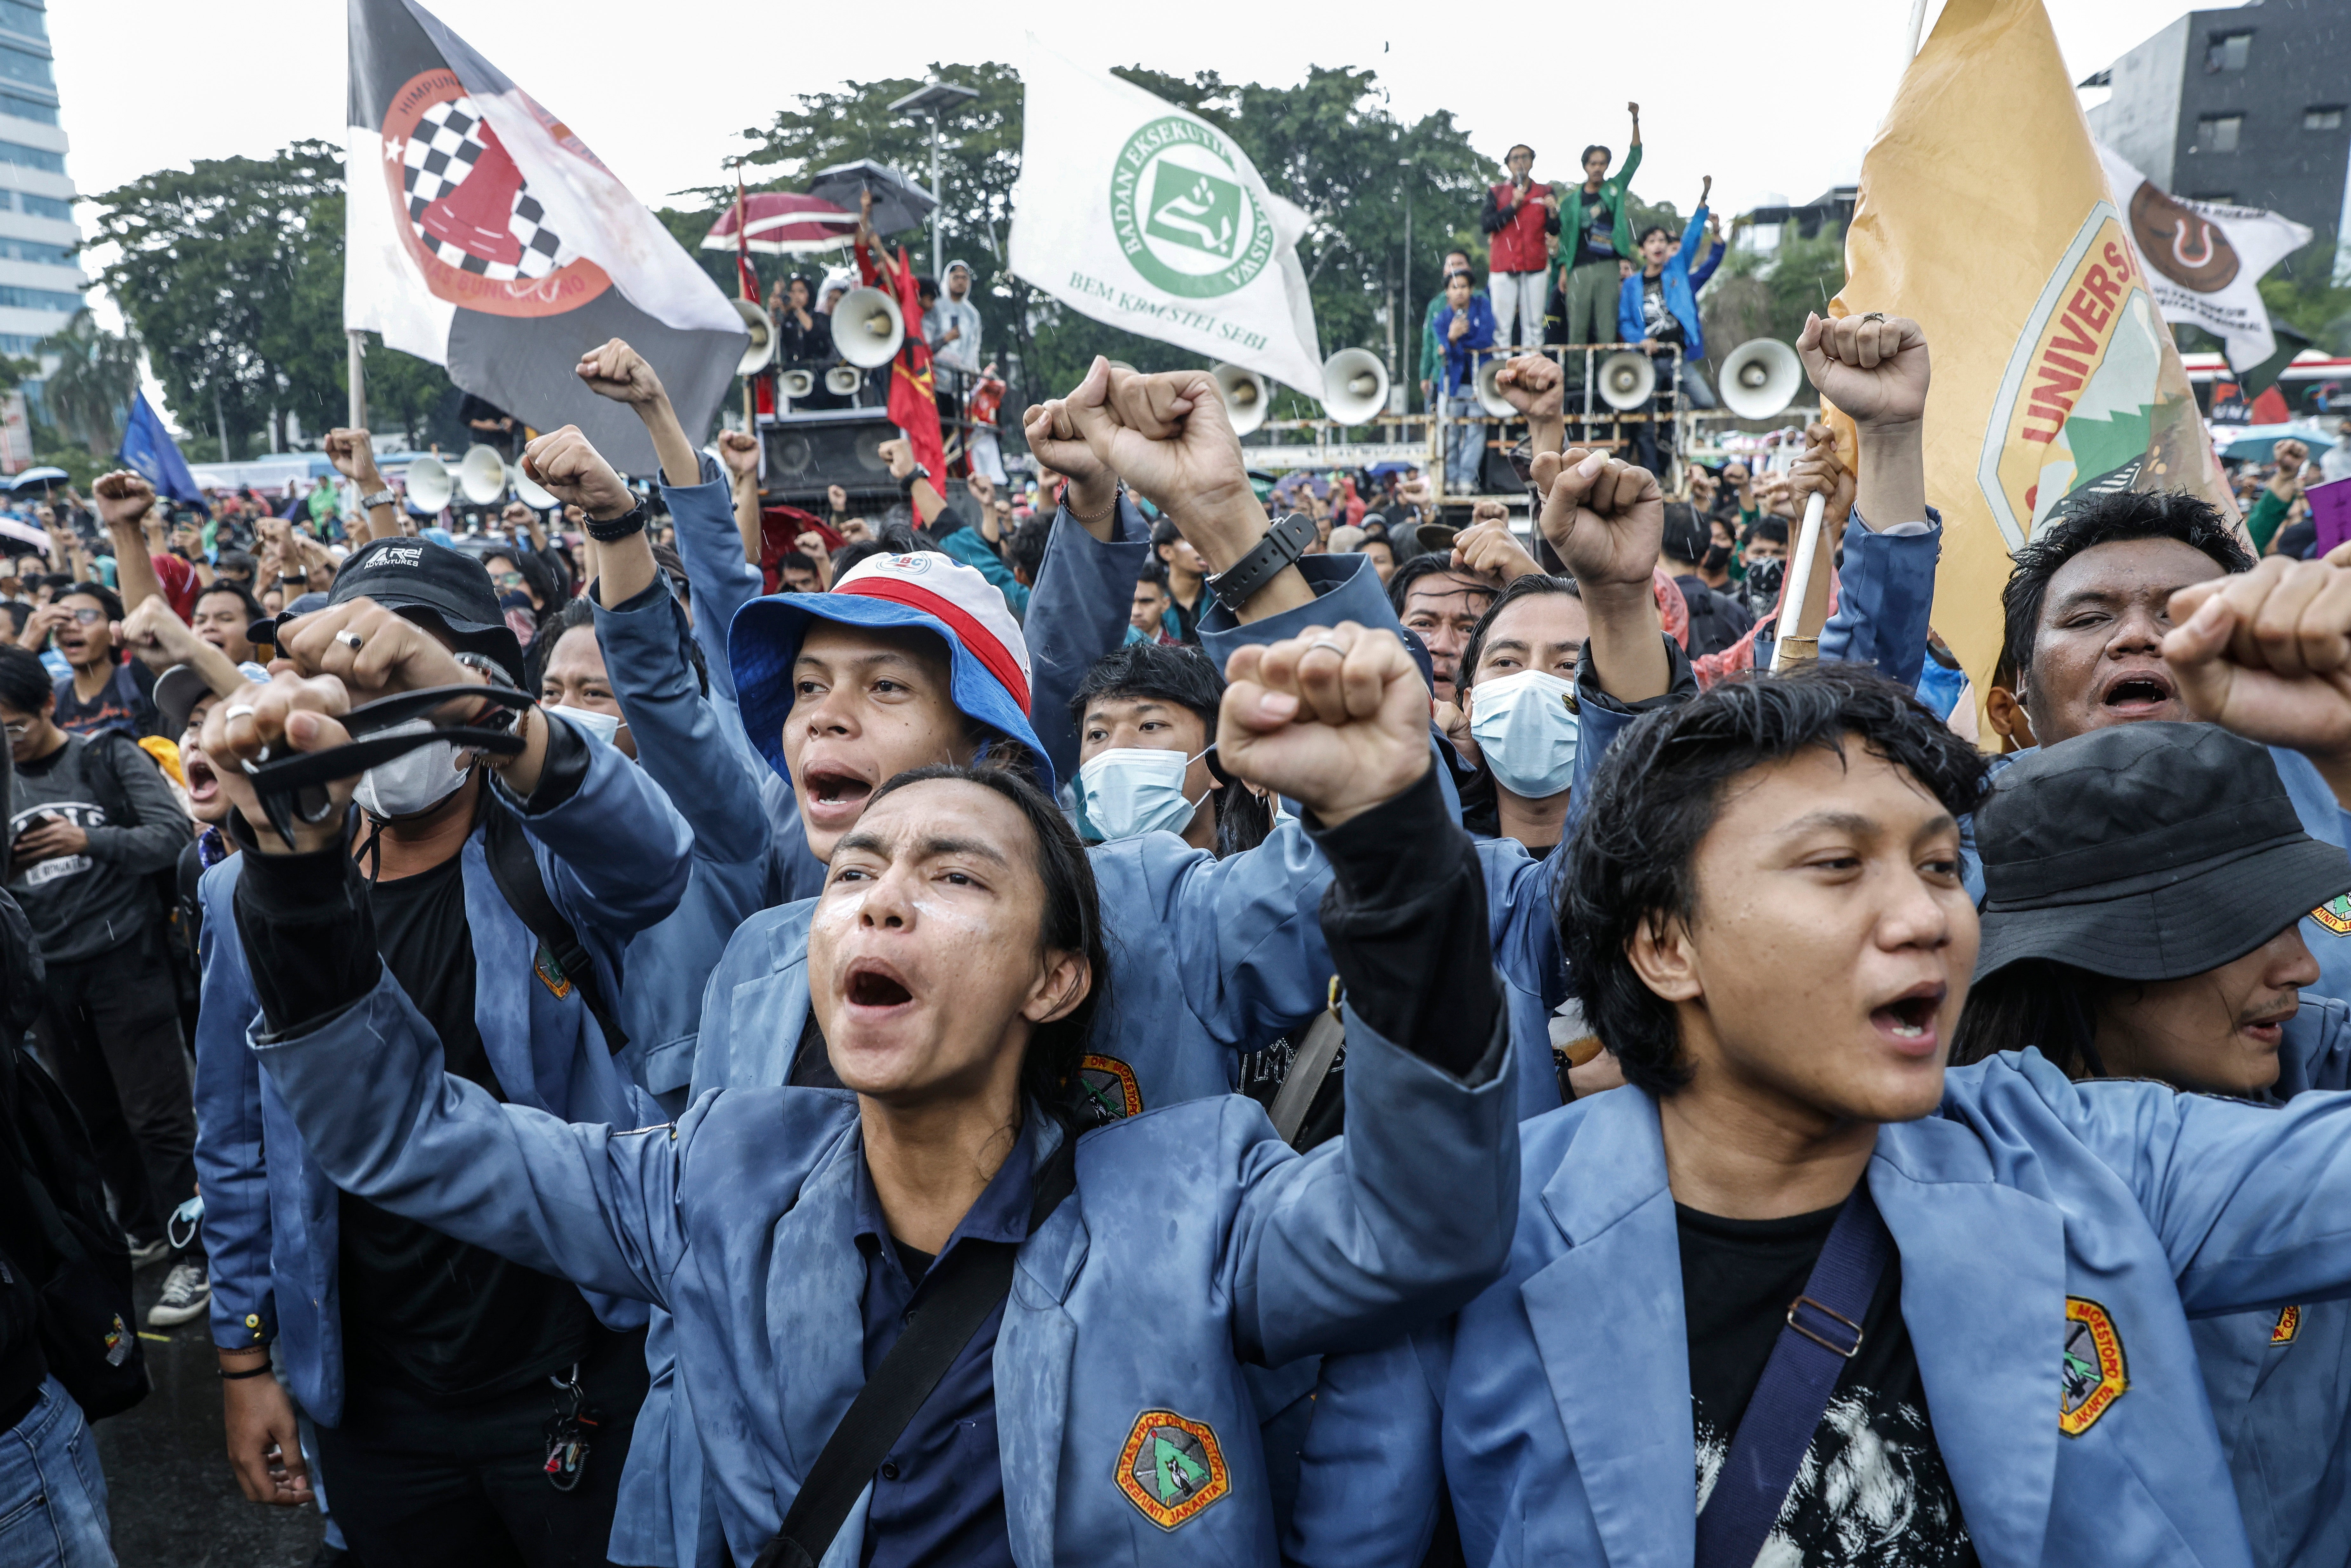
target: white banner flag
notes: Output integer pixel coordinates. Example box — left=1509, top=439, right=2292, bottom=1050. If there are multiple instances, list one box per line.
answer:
left=2098, top=145, right=2313, bottom=372
left=1009, top=38, right=1327, bottom=399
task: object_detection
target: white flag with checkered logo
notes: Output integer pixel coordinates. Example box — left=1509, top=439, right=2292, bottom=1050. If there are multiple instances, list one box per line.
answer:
left=345, top=0, right=746, bottom=471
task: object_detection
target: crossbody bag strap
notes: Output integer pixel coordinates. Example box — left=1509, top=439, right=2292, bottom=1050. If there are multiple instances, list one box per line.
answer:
left=1693, top=1183, right=1893, bottom=1568
left=481, top=806, right=630, bottom=1055
left=753, top=1137, right=1079, bottom=1568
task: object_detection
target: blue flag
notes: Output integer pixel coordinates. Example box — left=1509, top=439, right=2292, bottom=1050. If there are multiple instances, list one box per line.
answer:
left=118, top=390, right=204, bottom=504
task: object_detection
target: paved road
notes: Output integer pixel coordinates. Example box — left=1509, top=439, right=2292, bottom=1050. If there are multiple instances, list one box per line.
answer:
left=92, top=1264, right=324, bottom=1568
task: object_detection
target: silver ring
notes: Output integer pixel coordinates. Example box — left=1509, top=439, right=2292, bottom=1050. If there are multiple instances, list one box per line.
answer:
left=1305, top=639, right=1349, bottom=659
left=1860, top=311, right=1887, bottom=322
left=337, top=631, right=365, bottom=652
left=223, top=704, right=257, bottom=722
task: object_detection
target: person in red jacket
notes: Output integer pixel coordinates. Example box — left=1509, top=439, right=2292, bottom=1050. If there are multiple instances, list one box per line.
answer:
left=1480, top=145, right=1561, bottom=350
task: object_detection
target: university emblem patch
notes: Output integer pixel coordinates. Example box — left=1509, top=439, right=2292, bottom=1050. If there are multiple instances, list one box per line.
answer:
left=1074, top=1054, right=1142, bottom=1124
left=533, top=941, right=573, bottom=1000
left=2272, top=1305, right=2302, bottom=1345
left=2060, top=1297, right=2128, bottom=1436
left=1115, top=1410, right=1229, bottom=1529
left=2310, top=895, right=2351, bottom=936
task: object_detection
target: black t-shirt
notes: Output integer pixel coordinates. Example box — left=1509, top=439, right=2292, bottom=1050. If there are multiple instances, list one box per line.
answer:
left=1679, top=1202, right=1976, bottom=1567
left=337, top=852, right=595, bottom=1402
left=1641, top=276, right=1683, bottom=348
left=53, top=661, right=159, bottom=741
left=1573, top=186, right=1617, bottom=268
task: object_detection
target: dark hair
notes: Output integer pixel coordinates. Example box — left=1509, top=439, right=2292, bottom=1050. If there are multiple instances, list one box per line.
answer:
left=777, top=550, right=819, bottom=577
left=528, top=595, right=597, bottom=694
left=1506, top=143, right=1535, bottom=161
left=216, top=551, right=257, bottom=579
left=1659, top=501, right=1707, bottom=567
left=196, top=580, right=267, bottom=628
left=1387, top=553, right=1497, bottom=620
left=1134, top=558, right=1170, bottom=592
left=1949, top=959, right=2135, bottom=1080
left=1459, top=573, right=1581, bottom=688
left=1742, top=516, right=1789, bottom=548
left=61, top=582, right=125, bottom=664
left=0, top=643, right=51, bottom=714
left=649, top=542, right=689, bottom=602
left=1560, top=666, right=1993, bottom=1096
left=1067, top=641, right=1271, bottom=858
left=1150, top=516, right=1184, bottom=551
left=1637, top=224, right=1671, bottom=248
left=1007, top=515, right=1052, bottom=583
left=831, top=540, right=891, bottom=578
left=1999, top=489, right=2253, bottom=694
left=1581, top=144, right=1611, bottom=166
left=863, top=762, right=1110, bottom=1128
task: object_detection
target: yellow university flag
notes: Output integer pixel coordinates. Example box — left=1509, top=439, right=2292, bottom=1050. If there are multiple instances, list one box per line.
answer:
left=1834, top=0, right=2237, bottom=699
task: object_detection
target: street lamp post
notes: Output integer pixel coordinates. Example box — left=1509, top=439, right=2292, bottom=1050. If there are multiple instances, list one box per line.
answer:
left=888, top=78, right=980, bottom=280
left=1400, top=155, right=1415, bottom=414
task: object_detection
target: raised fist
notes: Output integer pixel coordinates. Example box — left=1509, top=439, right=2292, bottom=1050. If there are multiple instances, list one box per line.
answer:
left=1797, top=311, right=1929, bottom=429
left=1532, top=448, right=1662, bottom=594
left=519, top=426, right=633, bottom=521
left=92, top=471, right=156, bottom=532
left=717, top=429, right=760, bottom=480
left=575, top=338, right=666, bottom=407
left=1492, top=355, right=1563, bottom=421
left=1217, top=622, right=1430, bottom=827
left=323, top=428, right=380, bottom=485
left=199, top=670, right=359, bottom=854
left=2167, top=556, right=2351, bottom=775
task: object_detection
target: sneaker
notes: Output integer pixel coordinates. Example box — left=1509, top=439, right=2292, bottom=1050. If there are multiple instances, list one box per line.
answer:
left=146, top=1260, right=209, bottom=1327
left=127, top=1236, right=170, bottom=1270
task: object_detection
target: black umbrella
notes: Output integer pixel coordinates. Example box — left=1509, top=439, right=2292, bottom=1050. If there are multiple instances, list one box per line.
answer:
left=806, top=159, right=937, bottom=238
left=8, top=466, right=70, bottom=493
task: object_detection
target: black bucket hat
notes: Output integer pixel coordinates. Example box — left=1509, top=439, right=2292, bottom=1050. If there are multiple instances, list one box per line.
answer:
left=322, top=537, right=525, bottom=686
left=1975, top=721, right=2351, bottom=983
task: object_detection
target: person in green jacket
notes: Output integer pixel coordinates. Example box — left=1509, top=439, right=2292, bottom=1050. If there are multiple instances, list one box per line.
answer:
left=1558, top=102, right=1643, bottom=352
left=1419, top=248, right=1479, bottom=411
left=2245, top=436, right=2310, bottom=554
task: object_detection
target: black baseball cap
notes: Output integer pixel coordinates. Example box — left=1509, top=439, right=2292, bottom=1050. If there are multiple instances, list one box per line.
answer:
left=324, top=537, right=524, bottom=684
left=1975, top=722, right=2351, bottom=983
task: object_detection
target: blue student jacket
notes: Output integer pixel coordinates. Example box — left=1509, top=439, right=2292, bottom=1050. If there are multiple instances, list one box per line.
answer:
left=661, top=469, right=827, bottom=906
left=1287, top=1052, right=2351, bottom=1568
left=189, top=716, right=694, bottom=1425
left=248, top=964, right=1520, bottom=1568
left=591, top=576, right=773, bottom=1109
left=1615, top=205, right=1715, bottom=358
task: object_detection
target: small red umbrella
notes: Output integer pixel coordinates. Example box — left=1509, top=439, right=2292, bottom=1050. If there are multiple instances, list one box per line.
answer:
left=702, top=192, right=858, bottom=256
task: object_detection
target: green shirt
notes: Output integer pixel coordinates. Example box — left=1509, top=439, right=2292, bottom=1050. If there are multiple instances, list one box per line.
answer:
left=2245, top=487, right=2292, bottom=552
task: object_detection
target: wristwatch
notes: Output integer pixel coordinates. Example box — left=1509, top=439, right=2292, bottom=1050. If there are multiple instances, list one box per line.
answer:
left=583, top=503, right=648, bottom=543
left=898, top=464, right=931, bottom=496
left=1205, top=512, right=1317, bottom=614
left=359, top=488, right=395, bottom=512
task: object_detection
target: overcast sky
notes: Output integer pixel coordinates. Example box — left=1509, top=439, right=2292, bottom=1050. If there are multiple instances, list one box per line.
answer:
left=49, top=0, right=2206, bottom=421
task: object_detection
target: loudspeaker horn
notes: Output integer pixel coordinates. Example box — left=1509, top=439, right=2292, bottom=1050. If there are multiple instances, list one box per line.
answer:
left=780, top=367, right=816, bottom=400
left=733, top=298, right=777, bottom=375
left=1473, top=356, right=1517, bottom=419
left=831, top=287, right=903, bottom=368
left=1212, top=362, right=1269, bottom=436
left=1321, top=348, right=1389, bottom=425
left=403, top=455, right=451, bottom=514
left=1718, top=336, right=1804, bottom=420
left=1597, top=350, right=1656, bottom=411
left=825, top=365, right=864, bottom=397
left=458, top=443, right=508, bottom=507
left=512, top=468, right=558, bottom=510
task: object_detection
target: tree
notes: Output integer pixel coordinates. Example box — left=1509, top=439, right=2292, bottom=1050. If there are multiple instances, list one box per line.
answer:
left=1699, top=225, right=1847, bottom=390
left=87, top=140, right=344, bottom=456
left=2260, top=242, right=2351, bottom=357
left=34, top=310, right=141, bottom=455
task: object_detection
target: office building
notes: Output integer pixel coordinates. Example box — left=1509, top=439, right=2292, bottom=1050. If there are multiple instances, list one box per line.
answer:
left=2083, top=0, right=2351, bottom=273
left=0, top=0, right=84, bottom=365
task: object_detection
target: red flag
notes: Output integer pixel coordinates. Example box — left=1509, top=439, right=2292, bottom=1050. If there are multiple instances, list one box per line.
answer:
left=856, top=238, right=945, bottom=483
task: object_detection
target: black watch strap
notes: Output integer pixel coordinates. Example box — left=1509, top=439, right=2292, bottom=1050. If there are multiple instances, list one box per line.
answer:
left=1206, top=511, right=1316, bottom=614
left=584, top=503, right=648, bottom=543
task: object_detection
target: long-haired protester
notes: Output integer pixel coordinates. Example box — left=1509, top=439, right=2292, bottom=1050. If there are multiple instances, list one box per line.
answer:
left=197, top=612, right=1518, bottom=1568
left=1287, top=655, right=2351, bottom=1568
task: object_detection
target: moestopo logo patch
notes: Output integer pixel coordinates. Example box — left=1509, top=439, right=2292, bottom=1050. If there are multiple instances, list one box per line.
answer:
left=2060, top=1297, right=2127, bottom=1436
left=1115, top=1409, right=1229, bottom=1529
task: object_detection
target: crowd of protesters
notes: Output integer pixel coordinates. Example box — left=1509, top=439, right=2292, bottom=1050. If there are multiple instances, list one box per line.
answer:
left=2, top=115, right=2351, bottom=1568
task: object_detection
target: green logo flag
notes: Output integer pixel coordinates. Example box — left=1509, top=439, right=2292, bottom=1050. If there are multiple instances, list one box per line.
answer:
left=1008, top=37, right=1327, bottom=399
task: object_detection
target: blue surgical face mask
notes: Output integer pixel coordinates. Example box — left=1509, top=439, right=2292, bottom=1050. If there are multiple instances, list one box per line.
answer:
left=1075, top=746, right=1209, bottom=842
left=1468, top=668, right=1579, bottom=799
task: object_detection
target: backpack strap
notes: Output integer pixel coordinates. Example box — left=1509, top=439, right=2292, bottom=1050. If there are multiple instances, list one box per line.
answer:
left=752, top=1137, right=1078, bottom=1568
left=75, top=733, right=134, bottom=829
left=1269, top=984, right=1344, bottom=1147
left=480, top=805, right=630, bottom=1056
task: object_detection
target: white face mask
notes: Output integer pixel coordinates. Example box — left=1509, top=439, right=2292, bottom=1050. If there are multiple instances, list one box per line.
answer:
left=1468, top=668, right=1580, bottom=800
left=553, top=705, right=623, bottom=748
left=1075, top=746, right=1210, bottom=842
left=351, top=718, right=471, bottom=821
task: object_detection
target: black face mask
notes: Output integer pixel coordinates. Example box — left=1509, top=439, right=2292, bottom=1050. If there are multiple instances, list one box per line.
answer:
left=1745, top=555, right=1786, bottom=606
left=1702, top=542, right=1732, bottom=573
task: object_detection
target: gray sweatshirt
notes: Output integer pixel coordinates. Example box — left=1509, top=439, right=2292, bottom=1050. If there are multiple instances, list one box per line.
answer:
left=7, top=731, right=190, bottom=964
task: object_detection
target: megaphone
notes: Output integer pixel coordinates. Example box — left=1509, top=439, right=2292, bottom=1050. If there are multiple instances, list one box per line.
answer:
left=733, top=297, right=777, bottom=375
left=512, top=468, right=558, bottom=510
left=1474, top=357, right=1517, bottom=420
left=458, top=444, right=508, bottom=507
left=1322, top=348, right=1388, bottom=425
left=831, top=287, right=903, bottom=368
left=825, top=365, right=864, bottom=397
left=1718, top=336, right=1804, bottom=420
left=403, top=455, right=451, bottom=514
left=1597, top=350, right=1657, bottom=411
left=780, top=367, right=816, bottom=400
left=1212, top=362, right=1269, bottom=436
